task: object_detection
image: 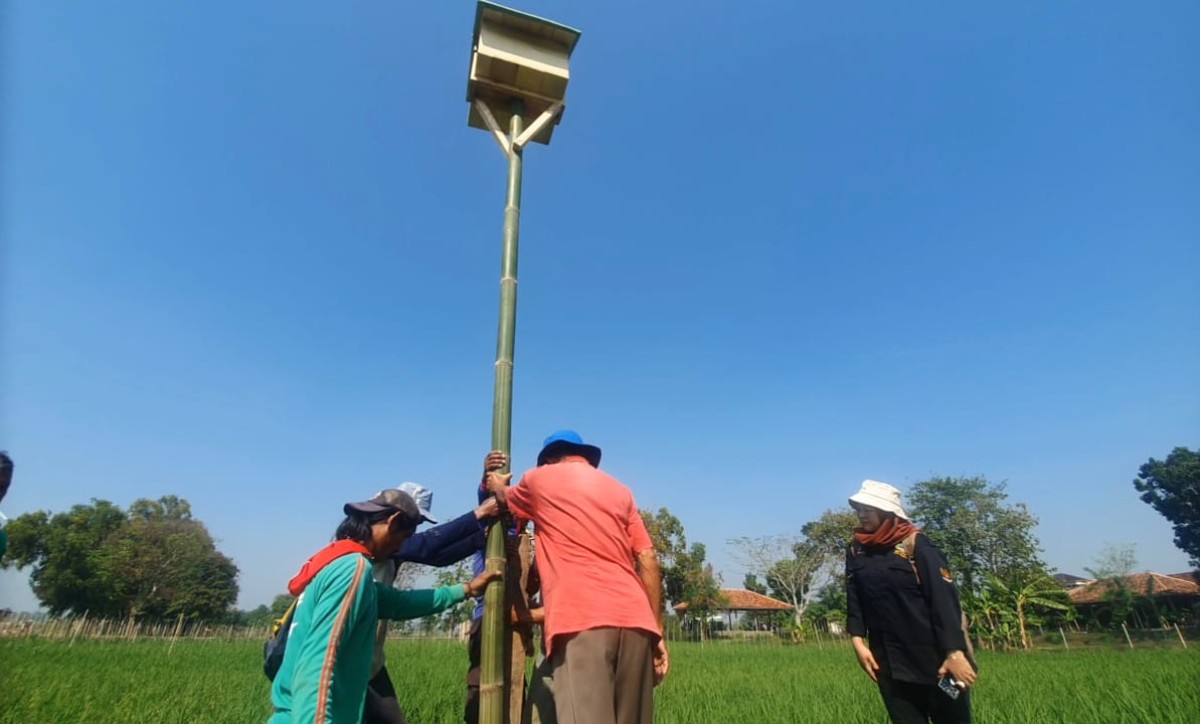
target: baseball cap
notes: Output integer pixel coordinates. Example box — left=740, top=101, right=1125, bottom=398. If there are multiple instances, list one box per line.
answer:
left=343, top=489, right=431, bottom=527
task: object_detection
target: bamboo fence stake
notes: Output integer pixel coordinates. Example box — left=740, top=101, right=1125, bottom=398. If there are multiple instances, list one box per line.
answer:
left=168, top=613, right=185, bottom=655
left=69, top=611, right=88, bottom=647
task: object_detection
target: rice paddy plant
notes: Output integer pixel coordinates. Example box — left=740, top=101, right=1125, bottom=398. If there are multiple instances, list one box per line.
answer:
left=1, top=638, right=1196, bottom=723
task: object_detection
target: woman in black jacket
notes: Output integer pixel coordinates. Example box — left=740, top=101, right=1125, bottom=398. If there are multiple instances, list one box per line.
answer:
left=845, top=480, right=977, bottom=724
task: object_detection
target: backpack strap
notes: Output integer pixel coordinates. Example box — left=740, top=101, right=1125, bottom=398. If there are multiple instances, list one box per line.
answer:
left=270, top=599, right=298, bottom=638
left=264, top=598, right=299, bottom=681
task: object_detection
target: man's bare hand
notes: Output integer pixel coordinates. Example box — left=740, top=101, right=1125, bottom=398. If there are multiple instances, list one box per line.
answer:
left=653, top=639, right=670, bottom=685
left=474, top=497, right=501, bottom=521
left=509, top=606, right=545, bottom=625
left=486, top=471, right=513, bottom=495
left=483, top=451, right=509, bottom=474
left=464, top=570, right=503, bottom=598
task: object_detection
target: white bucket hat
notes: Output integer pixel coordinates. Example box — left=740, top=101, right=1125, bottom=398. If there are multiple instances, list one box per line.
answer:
left=849, top=480, right=909, bottom=521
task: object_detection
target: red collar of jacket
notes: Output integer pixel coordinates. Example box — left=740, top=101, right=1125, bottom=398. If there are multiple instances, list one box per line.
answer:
left=287, top=540, right=373, bottom=596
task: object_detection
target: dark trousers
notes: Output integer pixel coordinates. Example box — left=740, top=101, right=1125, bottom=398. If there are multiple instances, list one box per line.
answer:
left=364, top=667, right=407, bottom=724
left=523, top=654, right=557, bottom=724
left=465, top=619, right=483, bottom=724
left=877, top=675, right=972, bottom=724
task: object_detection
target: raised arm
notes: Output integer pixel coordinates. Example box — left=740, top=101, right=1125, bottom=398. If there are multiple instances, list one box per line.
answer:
left=395, top=499, right=498, bottom=567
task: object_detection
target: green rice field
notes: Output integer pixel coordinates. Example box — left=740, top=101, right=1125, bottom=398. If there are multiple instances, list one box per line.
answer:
left=1, top=638, right=1196, bottom=723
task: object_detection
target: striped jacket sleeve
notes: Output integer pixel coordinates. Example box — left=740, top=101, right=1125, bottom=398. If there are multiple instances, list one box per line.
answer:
left=289, top=555, right=371, bottom=724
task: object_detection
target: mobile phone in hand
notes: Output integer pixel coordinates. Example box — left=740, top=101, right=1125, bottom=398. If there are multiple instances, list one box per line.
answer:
left=938, top=675, right=962, bottom=700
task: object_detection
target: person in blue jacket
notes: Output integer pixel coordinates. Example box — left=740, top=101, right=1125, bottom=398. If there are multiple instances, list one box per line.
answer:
left=363, top=474, right=501, bottom=724
left=269, top=489, right=499, bottom=724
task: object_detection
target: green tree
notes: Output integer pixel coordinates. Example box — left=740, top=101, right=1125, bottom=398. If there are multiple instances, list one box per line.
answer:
left=1085, top=543, right=1139, bottom=629
left=269, top=593, right=295, bottom=620
left=801, top=508, right=859, bottom=580
left=983, top=573, right=1071, bottom=650
left=1133, top=446, right=1200, bottom=567
left=93, top=511, right=238, bottom=620
left=684, top=562, right=727, bottom=638
left=433, top=560, right=475, bottom=633
left=2, top=499, right=127, bottom=616
left=801, top=509, right=859, bottom=557
left=740, top=573, right=789, bottom=630
left=907, top=476, right=1046, bottom=597
left=3, top=496, right=238, bottom=619
left=806, top=583, right=848, bottom=630
left=241, top=604, right=274, bottom=627
left=640, top=507, right=711, bottom=610
left=743, top=572, right=766, bottom=595
left=128, top=495, right=193, bottom=522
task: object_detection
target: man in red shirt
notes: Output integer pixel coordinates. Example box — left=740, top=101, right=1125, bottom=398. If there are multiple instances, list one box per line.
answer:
left=486, top=430, right=668, bottom=724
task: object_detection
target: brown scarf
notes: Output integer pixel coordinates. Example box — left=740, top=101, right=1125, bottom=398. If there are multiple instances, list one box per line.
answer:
left=853, top=516, right=917, bottom=548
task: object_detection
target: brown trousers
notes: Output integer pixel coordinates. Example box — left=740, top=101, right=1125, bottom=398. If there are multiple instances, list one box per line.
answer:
left=549, top=627, right=655, bottom=724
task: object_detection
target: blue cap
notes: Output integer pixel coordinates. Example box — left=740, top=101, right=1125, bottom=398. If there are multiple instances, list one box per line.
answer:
left=537, top=429, right=602, bottom=468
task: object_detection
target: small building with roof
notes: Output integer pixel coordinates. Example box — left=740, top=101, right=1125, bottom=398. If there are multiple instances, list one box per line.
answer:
left=673, top=588, right=794, bottom=637
left=1068, top=572, right=1200, bottom=626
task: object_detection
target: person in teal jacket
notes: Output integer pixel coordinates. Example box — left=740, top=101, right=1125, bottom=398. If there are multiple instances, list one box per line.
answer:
left=270, top=489, right=499, bottom=724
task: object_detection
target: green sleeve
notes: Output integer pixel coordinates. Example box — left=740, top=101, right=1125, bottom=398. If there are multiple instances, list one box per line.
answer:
left=375, top=584, right=466, bottom=621
left=0, top=529, right=7, bottom=559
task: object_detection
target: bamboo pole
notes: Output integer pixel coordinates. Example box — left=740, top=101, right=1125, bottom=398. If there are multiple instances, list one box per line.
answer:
left=1058, top=626, right=1069, bottom=650
left=480, top=99, right=525, bottom=724
left=1174, top=623, right=1188, bottom=649
left=1121, top=622, right=1134, bottom=649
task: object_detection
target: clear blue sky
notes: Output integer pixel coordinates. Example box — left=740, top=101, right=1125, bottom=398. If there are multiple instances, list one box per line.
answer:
left=2, top=1, right=1197, bottom=612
